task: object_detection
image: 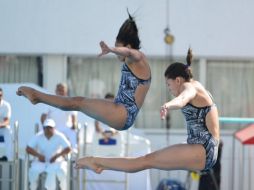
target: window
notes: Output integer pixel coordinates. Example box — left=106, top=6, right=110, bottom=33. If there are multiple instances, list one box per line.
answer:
left=0, top=56, right=42, bottom=85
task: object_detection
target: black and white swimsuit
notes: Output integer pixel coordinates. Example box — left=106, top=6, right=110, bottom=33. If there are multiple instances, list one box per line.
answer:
left=181, top=103, right=219, bottom=171
left=114, top=63, right=151, bottom=130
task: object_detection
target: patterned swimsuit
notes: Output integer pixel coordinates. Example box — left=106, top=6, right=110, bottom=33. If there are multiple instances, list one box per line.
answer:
left=114, top=63, right=151, bottom=130
left=181, top=103, right=219, bottom=172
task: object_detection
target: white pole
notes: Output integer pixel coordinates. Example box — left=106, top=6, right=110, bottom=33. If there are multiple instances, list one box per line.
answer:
left=23, top=153, right=29, bottom=190
left=13, top=121, right=19, bottom=190
left=124, top=130, right=130, bottom=190
left=82, top=123, right=88, bottom=190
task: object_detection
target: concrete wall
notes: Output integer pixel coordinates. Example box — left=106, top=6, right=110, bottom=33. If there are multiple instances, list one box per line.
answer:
left=0, top=0, right=254, bottom=57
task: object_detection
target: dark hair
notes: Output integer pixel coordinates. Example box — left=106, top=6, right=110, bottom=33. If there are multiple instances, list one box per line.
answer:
left=116, top=10, right=141, bottom=49
left=104, top=93, right=115, bottom=99
left=164, top=48, right=193, bottom=81
left=0, top=88, right=2, bottom=92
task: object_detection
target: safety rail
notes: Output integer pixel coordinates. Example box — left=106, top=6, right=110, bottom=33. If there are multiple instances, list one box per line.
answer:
left=219, top=117, right=254, bottom=124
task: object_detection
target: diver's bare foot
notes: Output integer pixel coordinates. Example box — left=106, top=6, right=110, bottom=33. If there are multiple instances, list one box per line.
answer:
left=75, top=156, right=103, bottom=174
left=16, top=86, right=40, bottom=104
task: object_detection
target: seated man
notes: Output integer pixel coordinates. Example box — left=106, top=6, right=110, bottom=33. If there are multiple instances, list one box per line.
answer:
left=26, top=119, right=71, bottom=190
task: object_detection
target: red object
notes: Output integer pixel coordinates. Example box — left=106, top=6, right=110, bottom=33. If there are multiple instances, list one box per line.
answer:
left=235, top=124, right=254, bottom=144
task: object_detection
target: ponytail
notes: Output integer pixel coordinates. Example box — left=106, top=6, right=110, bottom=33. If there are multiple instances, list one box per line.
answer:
left=164, top=48, right=194, bottom=81
left=186, top=48, right=193, bottom=67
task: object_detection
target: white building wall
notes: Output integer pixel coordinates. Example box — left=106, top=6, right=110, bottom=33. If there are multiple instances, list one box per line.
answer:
left=0, top=0, right=253, bottom=57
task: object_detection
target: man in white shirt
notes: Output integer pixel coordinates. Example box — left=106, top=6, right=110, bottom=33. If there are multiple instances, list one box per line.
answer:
left=41, top=83, right=78, bottom=152
left=26, top=119, right=71, bottom=190
left=0, top=87, right=12, bottom=161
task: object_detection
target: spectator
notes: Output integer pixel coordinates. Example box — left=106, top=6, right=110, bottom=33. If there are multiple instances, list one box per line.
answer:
left=26, top=119, right=71, bottom=190
left=0, top=87, right=12, bottom=161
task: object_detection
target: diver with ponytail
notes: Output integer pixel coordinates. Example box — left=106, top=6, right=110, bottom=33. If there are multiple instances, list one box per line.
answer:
left=17, top=10, right=151, bottom=131
left=159, top=48, right=220, bottom=172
